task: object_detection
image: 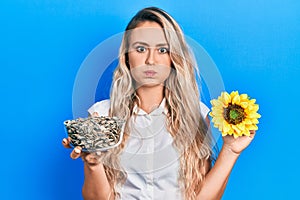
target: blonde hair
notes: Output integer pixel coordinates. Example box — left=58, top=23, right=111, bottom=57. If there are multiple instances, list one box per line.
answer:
left=105, top=7, right=213, bottom=199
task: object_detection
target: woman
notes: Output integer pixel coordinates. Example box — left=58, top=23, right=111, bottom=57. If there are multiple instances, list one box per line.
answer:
left=62, top=7, right=255, bottom=200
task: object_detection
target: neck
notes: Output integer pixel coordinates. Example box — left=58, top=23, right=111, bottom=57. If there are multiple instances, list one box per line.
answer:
left=136, top=85, right=164, bottom=114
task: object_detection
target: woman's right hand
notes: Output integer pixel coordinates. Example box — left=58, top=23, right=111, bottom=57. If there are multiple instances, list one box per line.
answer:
left=62, top=112, right=103, bottom=166
left=62, top=137, right=102, bottom=166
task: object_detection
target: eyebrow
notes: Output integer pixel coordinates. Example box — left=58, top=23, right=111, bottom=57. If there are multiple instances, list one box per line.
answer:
left=131, top=41, right=169, bottom=47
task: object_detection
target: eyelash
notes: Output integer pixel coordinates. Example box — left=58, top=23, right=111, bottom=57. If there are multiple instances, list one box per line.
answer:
left=136, top=46, right=169, bottom=54
left=158, top=47, right=169, bottom=54
left=136, top=46, right=146, bottom=53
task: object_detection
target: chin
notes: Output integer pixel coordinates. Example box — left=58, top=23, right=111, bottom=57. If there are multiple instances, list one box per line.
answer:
left=136, top=81, right=164, bottom=89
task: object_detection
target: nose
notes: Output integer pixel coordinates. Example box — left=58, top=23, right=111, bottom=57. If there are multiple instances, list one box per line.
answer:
left=145, top=49, right=155, bottom=65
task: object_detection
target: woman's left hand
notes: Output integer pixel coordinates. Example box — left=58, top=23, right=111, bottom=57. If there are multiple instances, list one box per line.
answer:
left=222, top=130, right=256, bottom=155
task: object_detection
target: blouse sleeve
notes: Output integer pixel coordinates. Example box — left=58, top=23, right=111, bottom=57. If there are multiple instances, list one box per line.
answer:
left=87, top=99, right=111, bottom=116
left=200, top=102, right=210, bottom=118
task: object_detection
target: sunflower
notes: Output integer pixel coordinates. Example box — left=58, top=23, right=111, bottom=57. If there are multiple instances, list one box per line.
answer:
left=209, top=91, right=261, bottom=138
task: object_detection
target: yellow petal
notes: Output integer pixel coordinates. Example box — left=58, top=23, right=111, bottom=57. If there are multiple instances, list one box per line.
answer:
left=211, top=111, right=223, bottom=117
left=243, top=130, right=251, bottom=136
left=240, top=102, right=249, bottom=108
left=213, top=123, right=219, bottom=129
left=238, top=131, right=244, bottom=137
left=211, top=99, right=224, bottom=107
left=222, top=122, right=231, bottom=133
left=248, top=112, right=261, bottom=119
left=240, top=94, right=248, bottom=100
left=215, top=116, right=224, bottom=124
left=249, top=99, right=256, bottom=104
left=246, top=124, right=258, bottom=130
left=212, top=106, right=223, bottom=111
left=251, top=104, right=259, bottom=112
left=251, top=118, right=259, bottom=124
left=211, top=117, right=218, bottom=124
left=232, top=125, right=242, bottom=134
left=232, top=94, right=241, bottom=105
left=211, top=107, right=223, bottom=114
left=221, top=92, right=231, bottom=105
left=218, top=126, right=223, bottom=132
left=247, top=104, right=254, bottom=111
left=248, top=104, right=259, bottom=112
left=243, top=118, right=253, bottom=125
left=230, top=91, right=239, bottom=99
left=237, top=123, right=246, bottom=131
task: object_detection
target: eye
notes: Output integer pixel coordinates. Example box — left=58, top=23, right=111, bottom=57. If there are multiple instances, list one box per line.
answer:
left=136, top=46, right=147, bottom=53
left=158, top=47, right=169, bottom=54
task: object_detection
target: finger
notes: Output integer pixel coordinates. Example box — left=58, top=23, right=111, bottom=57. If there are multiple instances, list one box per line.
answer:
left=249, top=130, right=256, bottom=137
left=92, top=112, right=99, bottom=117
left=62, top=138, right=71, bottom=148
left=70, top=146, right=82, bottom=159
left=84, top=152, right=102, bottom=165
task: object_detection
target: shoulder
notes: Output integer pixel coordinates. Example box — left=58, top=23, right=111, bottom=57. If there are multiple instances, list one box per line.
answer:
left=87, top=99, right=110, bottom=116
left=200, top=101, right=210, bottom=118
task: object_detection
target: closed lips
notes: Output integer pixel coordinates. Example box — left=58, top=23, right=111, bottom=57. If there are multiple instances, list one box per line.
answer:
left=144, top=70, right=157, bottom=76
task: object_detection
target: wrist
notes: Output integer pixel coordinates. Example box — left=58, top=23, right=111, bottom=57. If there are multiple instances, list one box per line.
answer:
left=221, top=145, right=241, bottom=157
left=81, top=151, right=103, bottom=168
left=84, top=161, right=104, bottom=171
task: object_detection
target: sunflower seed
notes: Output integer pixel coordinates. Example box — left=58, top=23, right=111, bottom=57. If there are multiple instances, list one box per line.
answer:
left=64, top=116, right=125, bottom=152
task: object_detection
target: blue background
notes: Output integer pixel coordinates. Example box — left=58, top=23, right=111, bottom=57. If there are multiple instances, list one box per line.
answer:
left=1, top=0, right=299, bottom=199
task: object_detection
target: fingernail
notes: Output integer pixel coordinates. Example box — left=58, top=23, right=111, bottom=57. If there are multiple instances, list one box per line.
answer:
left=93, top=112, right=99, bottom=117
left=74, top=148, right=81, bottom=154
left=63, top=138, right=67, bottom=144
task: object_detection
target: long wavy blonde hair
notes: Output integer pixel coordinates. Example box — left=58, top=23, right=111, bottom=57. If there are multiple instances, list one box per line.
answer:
left=103, top=7, right=213, bottom=200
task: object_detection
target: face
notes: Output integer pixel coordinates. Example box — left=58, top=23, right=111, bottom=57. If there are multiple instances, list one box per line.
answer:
left=127, top=21, right=172, bottom=88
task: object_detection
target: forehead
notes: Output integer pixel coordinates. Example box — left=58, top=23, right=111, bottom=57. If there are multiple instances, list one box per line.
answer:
left=129, top=22, right=168, bottom=45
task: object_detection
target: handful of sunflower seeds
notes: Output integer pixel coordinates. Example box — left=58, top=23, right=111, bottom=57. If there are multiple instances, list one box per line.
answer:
left=64, top=116, right=125, bottom=152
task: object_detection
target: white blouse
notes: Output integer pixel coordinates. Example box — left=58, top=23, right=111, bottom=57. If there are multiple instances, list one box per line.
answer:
left=88, top=99, right=210, bottom=200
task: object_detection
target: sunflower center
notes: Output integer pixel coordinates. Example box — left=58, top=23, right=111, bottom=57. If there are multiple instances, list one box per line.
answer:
left=224, top=104, right=245, bottom=125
